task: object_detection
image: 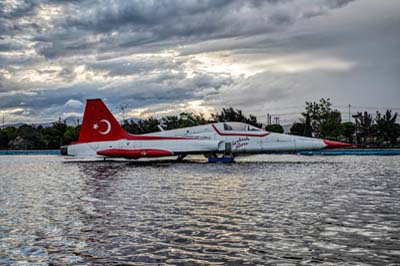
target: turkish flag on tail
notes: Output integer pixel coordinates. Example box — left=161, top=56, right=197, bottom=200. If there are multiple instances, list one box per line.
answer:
left=78, top=99, right=128, bottom=143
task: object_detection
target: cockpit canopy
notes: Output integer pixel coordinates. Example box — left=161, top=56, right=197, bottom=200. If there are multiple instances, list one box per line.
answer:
left=222, top=122, right=262, bottom=132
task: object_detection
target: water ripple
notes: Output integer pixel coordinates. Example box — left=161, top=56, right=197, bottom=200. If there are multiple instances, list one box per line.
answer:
left=1, top=155, right=400, bottom=265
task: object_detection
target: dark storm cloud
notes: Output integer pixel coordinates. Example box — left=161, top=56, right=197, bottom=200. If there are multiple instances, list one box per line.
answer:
left=0, top=0, right=43, bottom=38
left=26, top=0, right=355, bottom=59
left=68, top=0, right=233, bottom=32
left=88, top=56, right=185, bottom=77
left=0, top=0, right=38, bottom=18
left=70, top=0, right=353, bottom=34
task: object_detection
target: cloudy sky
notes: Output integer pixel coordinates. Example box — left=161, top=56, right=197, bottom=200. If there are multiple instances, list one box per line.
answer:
left=1, top=0, right=399, bottom=125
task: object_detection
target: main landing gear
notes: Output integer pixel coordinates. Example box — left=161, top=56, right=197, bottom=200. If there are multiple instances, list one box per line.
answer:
left=206, top=142, right=235, bottom=163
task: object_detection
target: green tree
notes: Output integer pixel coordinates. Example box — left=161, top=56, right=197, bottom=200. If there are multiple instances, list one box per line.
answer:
left=162, top=115, right=180, bottom=130
left=211, top=107, right=261, bottom=128
left=319, top=110, right=342, bottom=139
left=303, top=113, right=313, bottom=137
left=11, top=124, right=42, bottom=149
left=290, top=122, right=305, bottom=136
left=375, top=110, right=399, bottom=146
left=140, top=117, right=160, bottom=133
left=265, top=124, right=284, bottom=133
left=302, top=98, right=340, bottom=137
left=40, top=120, right=68, bottom=149
left=355, top=111, right=373, bottom=145
left=341, top=122, right=355, bottom=143
left=64, top=125, right=80, bottom=143
left=162, top=112, right=207, bottom=130
left=178, top=112, right=198, bottom=128
left=124, top=117, right=161, bottom=134
left=392, top=124, right=400, bottom=146
left=289, top=114, right=312, bottom=137
left=0, top=127, right=16, bottom=148
left=123, top=120, right=142, bottom=134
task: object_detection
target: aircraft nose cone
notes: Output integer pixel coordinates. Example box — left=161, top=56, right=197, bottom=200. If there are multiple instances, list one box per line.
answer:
left=323, top=140, right=352, bottom=149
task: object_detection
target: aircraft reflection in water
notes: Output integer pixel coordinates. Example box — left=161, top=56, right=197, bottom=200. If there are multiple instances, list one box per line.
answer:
left=61, top=99, right=350, bottom=161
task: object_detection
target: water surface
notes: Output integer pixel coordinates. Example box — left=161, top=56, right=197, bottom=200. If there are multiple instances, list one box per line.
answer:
left=1, top=155, right=400, bottom=265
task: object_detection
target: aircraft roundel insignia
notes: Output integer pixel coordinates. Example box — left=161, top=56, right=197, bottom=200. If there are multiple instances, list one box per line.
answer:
left=93, top=119, right=111, bottom=135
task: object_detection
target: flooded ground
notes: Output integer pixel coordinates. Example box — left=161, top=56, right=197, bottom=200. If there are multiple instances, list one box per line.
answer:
left=1, top=155, right=400, bottom=265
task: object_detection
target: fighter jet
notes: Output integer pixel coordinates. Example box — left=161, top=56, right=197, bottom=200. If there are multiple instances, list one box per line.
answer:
left=61, top=99, right=351, bottom=160
left=61, top=99, right=223, bottom=159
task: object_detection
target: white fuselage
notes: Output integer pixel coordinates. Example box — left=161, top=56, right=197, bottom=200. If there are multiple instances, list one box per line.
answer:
left=143, top=122, right=327, bottom=154
left=66, top=138, right=223, bottom=157
left=64, top=122, right=327, bottom=158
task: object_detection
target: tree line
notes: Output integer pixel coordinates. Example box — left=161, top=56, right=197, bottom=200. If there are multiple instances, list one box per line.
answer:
left=289, top=98, right=400, bottom=147
left=0, top=108, right=262, bottom=150
left=0, top=99, right=399, bottom=150
left=0, top=118, right=80, bottom=150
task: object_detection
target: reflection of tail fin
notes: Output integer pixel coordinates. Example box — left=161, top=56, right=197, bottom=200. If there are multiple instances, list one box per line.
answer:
left=78, top=99, right=128, bottom=143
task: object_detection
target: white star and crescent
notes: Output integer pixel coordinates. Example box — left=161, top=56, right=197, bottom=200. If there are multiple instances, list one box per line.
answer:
left=93, top=119, right=111, bottom=135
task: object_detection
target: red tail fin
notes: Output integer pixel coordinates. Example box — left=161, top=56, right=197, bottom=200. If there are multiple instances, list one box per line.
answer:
left=78, top=99, right=128, bottom=143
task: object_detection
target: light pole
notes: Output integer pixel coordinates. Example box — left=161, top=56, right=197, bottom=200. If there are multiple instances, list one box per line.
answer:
left=348, top=104, right=351, bottom=122
left=352, top=113, right=361, bottom=146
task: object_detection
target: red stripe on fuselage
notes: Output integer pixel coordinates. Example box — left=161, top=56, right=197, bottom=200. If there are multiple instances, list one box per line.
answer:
left=212, top=124, right=270, bottom=137
left=73, top=132, right=193, bottom=144
left=124, top=133, right=192, bottom=141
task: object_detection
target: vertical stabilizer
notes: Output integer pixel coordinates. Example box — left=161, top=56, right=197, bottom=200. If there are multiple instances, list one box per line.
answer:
left=78, top=99, right=127, bottom=143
